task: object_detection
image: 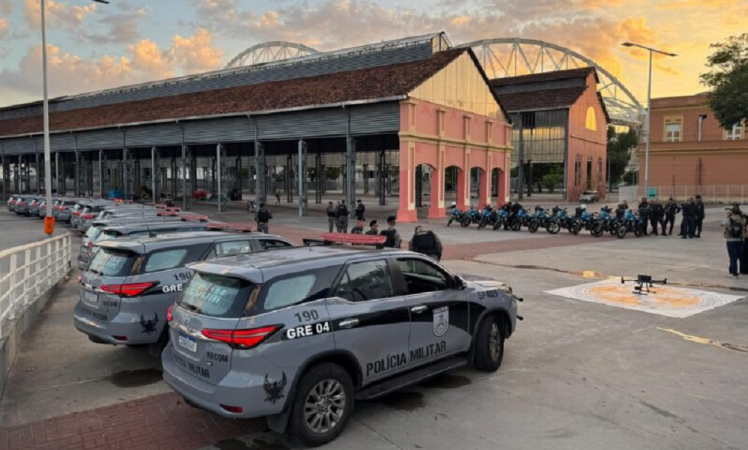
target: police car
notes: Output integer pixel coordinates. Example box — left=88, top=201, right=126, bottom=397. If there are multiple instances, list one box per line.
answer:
left=74, top=230, right=293, bottom=354
left=162, top=237, right=521, bottom=446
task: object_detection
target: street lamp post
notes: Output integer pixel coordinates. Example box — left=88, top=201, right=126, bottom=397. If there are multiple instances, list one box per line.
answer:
left=621, top=42, right=676, bottom=199
left=40, top=0, right=108, bottom=234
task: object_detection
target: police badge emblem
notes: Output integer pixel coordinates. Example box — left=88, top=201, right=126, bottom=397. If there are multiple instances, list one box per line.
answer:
left=433, top=306, right=449, bottom=337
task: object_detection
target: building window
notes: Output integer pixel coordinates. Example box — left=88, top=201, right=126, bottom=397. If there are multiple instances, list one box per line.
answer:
left=597, top=157, right=603, bottom=184
left=585, top=107, right=597, bottom=131
left=574, top=155, right=582, bottom=186
left=725, top=122, right=744, bottom=140
left=665, top=122, right=682, bottom=142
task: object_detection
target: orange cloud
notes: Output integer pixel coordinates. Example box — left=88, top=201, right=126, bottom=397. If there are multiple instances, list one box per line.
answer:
left=128, top=39, right=172, bottom=79
left=0, top=18, right=7, bottom=39
left=1, top=0, right=11, bottom=15
left=577, top=0, right=624, bottom=8
left=24, top=0, right=97, bottom=30
left=167, top=28, right=223, bottom=74
left=658, top=0, right=738, bottom=9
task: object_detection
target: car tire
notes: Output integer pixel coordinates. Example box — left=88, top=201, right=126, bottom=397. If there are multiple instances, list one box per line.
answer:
left=290, top=363, right=355, bottom=447
left=473, top=315, right=505, bottom=372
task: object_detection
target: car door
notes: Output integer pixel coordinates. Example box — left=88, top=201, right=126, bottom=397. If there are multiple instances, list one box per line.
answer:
left=393, top=257, right=470, bottom=367
left=325, top=258, right=411, bottom=385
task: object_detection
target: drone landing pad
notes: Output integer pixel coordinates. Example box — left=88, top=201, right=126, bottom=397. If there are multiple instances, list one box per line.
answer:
left=546, top=279, right=742, bottom=318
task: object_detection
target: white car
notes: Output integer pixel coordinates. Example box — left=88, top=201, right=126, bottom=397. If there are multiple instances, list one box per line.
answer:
left=580, top=190, right=599, bottom=202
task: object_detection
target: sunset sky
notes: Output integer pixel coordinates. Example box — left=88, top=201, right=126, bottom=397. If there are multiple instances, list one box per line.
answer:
left=0, top=0, right=744, bottom=109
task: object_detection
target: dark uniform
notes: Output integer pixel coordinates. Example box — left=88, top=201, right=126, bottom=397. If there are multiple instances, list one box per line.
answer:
left=409, top=230, right=443, bottom=261
left=255, top=207, right=272, bottom=233
left=615, top=202, right=628, bottom=220
left=663, top=200, right=679, bottom=236
left=355, top=201, right=366, bottom=220
left=638, top=200, right=650, bottom=235
left=681, top=201, right=696, bottom=239
left=650, top=202, right=664, bottom=236
left=335, top=203, right=349, bottom=233
left=326, top=204, right=336, bottom=232
left=695, top=199, right=705, bottom=238
left=381, top=226, right=402, bottom=248
left=350, top=222, right=365, bottom=234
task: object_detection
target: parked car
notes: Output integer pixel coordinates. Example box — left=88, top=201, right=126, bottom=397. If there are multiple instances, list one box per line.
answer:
left=162, top=243, right=521, bottom=446
left=580, top=190, right=599, bottom=203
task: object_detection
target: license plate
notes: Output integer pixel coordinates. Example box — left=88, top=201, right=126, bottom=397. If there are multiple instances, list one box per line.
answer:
left=82, top=290, right=98, bottom=305
left=178, top=333, right=197, bottom=353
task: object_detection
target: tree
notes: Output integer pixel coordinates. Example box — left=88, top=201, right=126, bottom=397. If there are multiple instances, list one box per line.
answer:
left=607, top=127, right=638, bottom=186
left=700, top=33, right=748, bottom=129
left=324, top=166, right=341, bottom=181
left=541, top=168, right=563, bottom=193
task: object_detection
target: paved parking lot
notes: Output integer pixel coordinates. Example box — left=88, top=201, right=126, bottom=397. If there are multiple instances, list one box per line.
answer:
left=1, top=205, right=746, bottom=450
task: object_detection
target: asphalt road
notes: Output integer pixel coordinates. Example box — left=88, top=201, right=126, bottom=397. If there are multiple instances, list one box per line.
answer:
left=0, top=210, right=68, bottom=252
left=1, top=206, right=746, bottom=450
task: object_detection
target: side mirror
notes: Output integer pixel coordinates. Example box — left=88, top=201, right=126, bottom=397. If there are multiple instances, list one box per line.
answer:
left=454, top=276, right=467, bottom=290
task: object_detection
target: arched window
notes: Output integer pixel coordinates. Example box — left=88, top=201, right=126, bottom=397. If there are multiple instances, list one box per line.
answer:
left=585, top=107, right=597, bottom=131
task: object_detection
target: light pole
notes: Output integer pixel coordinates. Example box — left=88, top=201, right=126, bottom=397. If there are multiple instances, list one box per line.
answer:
left=40, top=0, right=108, bottom=234
left=621, top=42, right=676, bottom=199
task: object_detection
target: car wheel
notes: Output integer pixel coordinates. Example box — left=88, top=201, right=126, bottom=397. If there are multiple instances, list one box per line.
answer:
left=473, top=315, right=505, bottom=372
left=290, top=363, right=355, bottom=447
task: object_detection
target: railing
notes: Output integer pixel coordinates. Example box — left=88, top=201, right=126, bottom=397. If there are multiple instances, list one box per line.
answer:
left=620, top=185, right=748, bottom=204
left=0, top=234, right=71, bottom=338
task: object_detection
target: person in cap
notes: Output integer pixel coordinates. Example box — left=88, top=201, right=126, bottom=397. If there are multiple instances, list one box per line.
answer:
left=351, top=217, right=365, bottom=234
left=326, top=201, right=336, bottom=232
left=694, top=194, right=705, bottom=238
left=255, top=203, right=272, bottom=233
left=381, top=215, right=402, bottom=248
left=335, top=200, right=350, bottom=233
left=663, top=198, right=679, bottom=236
left=408, top=225, right=443, bottom=261
left=355, top=199, right=366, bottom=220
left=365, top=219, right=379, bottom=235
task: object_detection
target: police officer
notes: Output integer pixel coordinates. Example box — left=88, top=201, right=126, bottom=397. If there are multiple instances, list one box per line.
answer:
left=381, top=216, right=402, bottom=248
left=681, top=197, right=696, bottom=239
left=355, top=199, right=366, bottom=220
left=326, top=201, right=336, bottom=232
left=663, top=198, right=679, bottom=236
left=409, top=225, right=443, bottom=261
left=694, top=194, right=705, bottom=238
left=351, top=217, right=365, bottom=234
left=366, top=219, right=379, bottom=235
left=649, top=199, right=664, bottom=236
left=255, top=203, right=272, bottom=233
left=335, top=200, right=349, bottom=233
left=638, top=197, right=650, bottom=236
left=615, top=200, right=628, bottom=220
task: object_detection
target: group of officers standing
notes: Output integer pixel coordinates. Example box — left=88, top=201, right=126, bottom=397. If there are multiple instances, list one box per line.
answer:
left=617, top=195, right=706, bottom=238
left=326, top=199, right=443, bottom=260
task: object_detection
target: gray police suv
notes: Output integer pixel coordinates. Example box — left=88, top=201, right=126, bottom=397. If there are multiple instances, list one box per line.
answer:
left=162, top=245, right=520, bottom=446
left=74, top=231, right=293, bottom=354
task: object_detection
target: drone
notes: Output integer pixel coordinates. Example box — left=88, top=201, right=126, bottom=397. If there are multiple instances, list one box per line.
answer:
left=620, top=274, right=667, bottom=295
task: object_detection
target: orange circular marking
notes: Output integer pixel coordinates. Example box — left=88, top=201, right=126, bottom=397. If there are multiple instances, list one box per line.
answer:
left=588, top=285, right=701, bottom=309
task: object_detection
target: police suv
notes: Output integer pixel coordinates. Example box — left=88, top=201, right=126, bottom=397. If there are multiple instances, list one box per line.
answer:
left=162, top=242, right=521, bottom=446
left=74, top=230, right=293, bottom=354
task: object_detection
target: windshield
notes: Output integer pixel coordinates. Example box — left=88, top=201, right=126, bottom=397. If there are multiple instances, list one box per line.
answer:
left=88, top=248, right=137, bottom=277
left=178, top=273, right=255, bottom=318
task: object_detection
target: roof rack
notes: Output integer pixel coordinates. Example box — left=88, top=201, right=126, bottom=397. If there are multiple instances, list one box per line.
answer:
left=180, top=214, right=210, bottom=222
left=157, top=211, right=180, bottom=217
left=206, top=222, right=253, bottom=233
left=304, top=233, right=386, bottom=248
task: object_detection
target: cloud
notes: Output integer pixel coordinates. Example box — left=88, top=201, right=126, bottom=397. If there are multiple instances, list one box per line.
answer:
left=1, top=0, right=11, bottom=15
left=23, top=0, right=98, bottom=31
left=0, top=28, right=223, bottom=103
left=85, top=7, right=149, bottom=44
left=658, top=0, right=737, bottom=9
left=0, top=18, right=7, bottom=39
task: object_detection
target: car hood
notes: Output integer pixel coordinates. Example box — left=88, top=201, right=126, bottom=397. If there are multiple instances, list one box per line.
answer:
left=467, top=279, right=512, bottom=294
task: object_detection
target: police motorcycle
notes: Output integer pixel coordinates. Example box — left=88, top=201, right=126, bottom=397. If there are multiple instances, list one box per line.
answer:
left=615, top=208, right=645, bottom=239
left=590, top=206, right=615, bottom=237
left=460, top=205, right=483, bottom=228
left=477, top=204, right=499, bottom=229
left=492, top=207, right=510, bottom=230
left=550, top=206, right=572, bottom=234
left=571, top=205, right=595, bottom=235
left=508, top=207, right=532, bottom=231
left=447, top=203, right=467, bottom=227
left=527, top=206, right=550, bottom=234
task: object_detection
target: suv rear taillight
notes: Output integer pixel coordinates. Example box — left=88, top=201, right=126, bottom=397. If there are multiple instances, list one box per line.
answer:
left=201, top=325, right=281, bottom=349
left=82, top=214, right=96, bottom=219
left=18, top=202, right=26, bottom=206
left=73, top=211, right=81, bottom=216
left=100, top=282, right=157, bottom=297
left=167, top=306, right=173, bottom=322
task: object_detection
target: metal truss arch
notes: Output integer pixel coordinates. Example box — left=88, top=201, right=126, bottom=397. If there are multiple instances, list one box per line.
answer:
left=225, top=41, right=320, bottom=68
left=456, top=38, right=643, bottom=126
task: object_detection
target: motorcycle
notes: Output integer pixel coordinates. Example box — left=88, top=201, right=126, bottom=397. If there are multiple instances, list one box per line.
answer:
left=477, top=205, right=498, bottom=229
left=492, top=208, right=510, bottom=230
left=508, top=208, right=532, bottom=232
left=528, top=206, right=550, bottom=234
left=551, top=207, right=573, bottom=234
left=460, top=206, right=482, bottom=228
left=571, top=207, right=595, bottom=235
left=590, top=206, right=614, bottom=237
left=616, top=209, right=646, bottom=238
left=447, top=206, right=466, bottom=227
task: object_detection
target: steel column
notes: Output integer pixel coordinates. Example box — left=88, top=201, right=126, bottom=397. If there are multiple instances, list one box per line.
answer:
left=55, top=151, right=60, bottom=195
left=151, top=147, right=157, bottom=203
left=35, top=152, right=41, bottom=193
left=315, top=153, right=322, bottom=204
left=298, top=140, right=307, bottom=217
left=98, top=150, right=105, bottom=198
left=216, top=143, right=223, bottom=212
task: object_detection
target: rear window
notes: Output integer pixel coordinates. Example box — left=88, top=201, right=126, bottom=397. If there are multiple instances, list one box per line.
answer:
left=144, top=249, right=188, bottom=273
left=98, top=230, right=122, bottom=242
left=88, top=248, right=137, bottom=277
left=84, top=227, right=103, bottom=240
left=177, top=273, right=255, bottom=318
